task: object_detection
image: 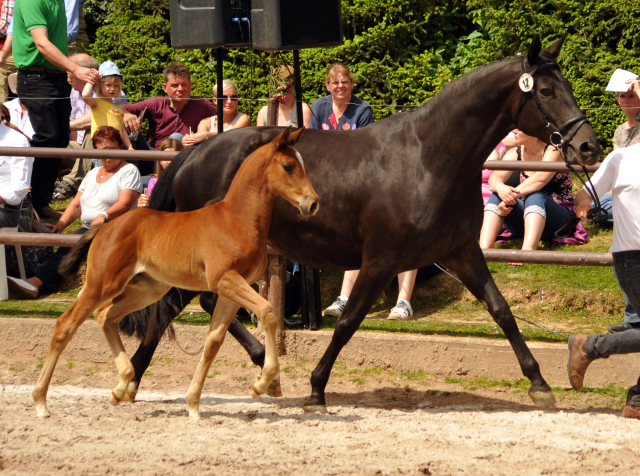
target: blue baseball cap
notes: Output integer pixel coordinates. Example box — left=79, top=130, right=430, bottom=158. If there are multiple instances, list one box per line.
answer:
left=99, top=61, right=122, bottom=79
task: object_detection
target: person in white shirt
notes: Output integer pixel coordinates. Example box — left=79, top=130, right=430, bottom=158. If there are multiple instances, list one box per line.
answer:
left=569, top=80, right=640, bottom=421
left=0, top=103, right=32, bottom=228
left=3, top=72, right=33, bottom=140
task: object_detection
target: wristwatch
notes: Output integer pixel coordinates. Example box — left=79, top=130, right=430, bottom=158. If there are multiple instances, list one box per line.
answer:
left=100, top=211, right=109, bottom=221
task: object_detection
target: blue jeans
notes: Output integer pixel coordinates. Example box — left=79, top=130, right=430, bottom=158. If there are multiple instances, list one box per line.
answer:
left=486, top=191, right=572, bottom=241
left=586, top=251, right=640, bottom=405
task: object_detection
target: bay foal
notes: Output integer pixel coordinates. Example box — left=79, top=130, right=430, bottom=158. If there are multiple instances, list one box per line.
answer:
left=32, top=127, right=319, bottom=420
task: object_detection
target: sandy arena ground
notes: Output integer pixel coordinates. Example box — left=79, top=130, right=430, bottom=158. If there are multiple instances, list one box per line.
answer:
left=0, top=318, right=639, bottom=475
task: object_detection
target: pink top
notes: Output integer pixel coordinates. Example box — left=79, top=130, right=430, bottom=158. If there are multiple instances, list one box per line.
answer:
left=482, top=169, right=494, bottom=205
left=147, top=176, right=158, bottom=195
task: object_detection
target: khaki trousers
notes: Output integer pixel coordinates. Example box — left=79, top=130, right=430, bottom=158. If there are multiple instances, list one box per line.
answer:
left=0, top=53, right=18, bottom=104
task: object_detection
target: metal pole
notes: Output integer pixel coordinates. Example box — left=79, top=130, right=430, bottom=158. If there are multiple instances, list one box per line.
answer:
left=293, top=50, right=303, bottom=128
left=216, top=48, right=224, bottom=134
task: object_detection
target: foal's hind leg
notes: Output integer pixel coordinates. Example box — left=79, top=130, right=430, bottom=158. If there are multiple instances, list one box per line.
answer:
left=33, top=297, right=106, bottom=417
left=440, top=245, right=555, bottom=407
left=96, top=276, right=172, bottom=405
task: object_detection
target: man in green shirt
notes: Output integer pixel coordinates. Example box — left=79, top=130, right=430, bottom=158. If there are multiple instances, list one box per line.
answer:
left=13, top=0, right=97, bottom=218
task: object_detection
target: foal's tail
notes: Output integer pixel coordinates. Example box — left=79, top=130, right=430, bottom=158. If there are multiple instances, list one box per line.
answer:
left=118, top=148, right=193, bottom=342
left=58, top=224, right=105, bottom=276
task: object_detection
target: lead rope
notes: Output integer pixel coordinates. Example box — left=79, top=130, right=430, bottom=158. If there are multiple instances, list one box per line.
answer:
left=433, top=263, right=570, bottom=339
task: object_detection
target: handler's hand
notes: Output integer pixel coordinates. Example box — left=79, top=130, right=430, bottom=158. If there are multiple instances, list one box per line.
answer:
left=123, top=113, right=141, bottom=134
left=575, top=203, right=592, bottom=221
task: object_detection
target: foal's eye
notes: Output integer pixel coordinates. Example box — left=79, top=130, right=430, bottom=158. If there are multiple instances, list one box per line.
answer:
left=540, top=88, right=552, bottom=97
left=283, top=163, right=294, bottom=174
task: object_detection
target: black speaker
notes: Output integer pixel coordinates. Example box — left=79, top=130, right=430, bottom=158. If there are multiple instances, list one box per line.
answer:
left=169, top=0, right=251, bottom=49
left=250, top=0, right=343, bottom=51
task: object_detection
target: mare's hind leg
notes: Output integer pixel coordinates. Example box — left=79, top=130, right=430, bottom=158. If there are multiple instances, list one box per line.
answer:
left=128, top=288, right=202, bottom=401
left=96, top=276, right=172, bottom=404
left=305, top=262, right=398, bottom=413
left=440, top=244, right=555, bottom=407
left=33, top=296, right=109, bottom=417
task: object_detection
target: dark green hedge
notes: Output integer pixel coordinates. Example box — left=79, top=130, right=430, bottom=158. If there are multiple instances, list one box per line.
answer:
left=84, top=0, right=640, bottom=153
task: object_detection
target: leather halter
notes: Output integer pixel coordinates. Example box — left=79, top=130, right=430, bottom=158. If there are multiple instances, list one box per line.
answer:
left=514, top=54, right=607, bottom=230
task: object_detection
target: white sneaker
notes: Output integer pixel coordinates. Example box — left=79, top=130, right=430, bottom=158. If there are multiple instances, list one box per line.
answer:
left=324, top=298, right=346, bottom=317
left=388, top=300, right=413, bottom=320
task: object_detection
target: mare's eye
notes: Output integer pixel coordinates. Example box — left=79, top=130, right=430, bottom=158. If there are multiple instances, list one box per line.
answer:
left=283, top=163, right=294, bottom=174
left=540, top=88, right=552, bottom=97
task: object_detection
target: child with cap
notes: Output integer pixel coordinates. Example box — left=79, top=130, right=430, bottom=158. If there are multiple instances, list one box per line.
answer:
left=82, top=61, right=133, bottom=150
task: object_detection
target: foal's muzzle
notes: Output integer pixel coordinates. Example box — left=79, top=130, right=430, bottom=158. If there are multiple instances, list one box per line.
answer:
left=298, top=194, right=320, bottom=218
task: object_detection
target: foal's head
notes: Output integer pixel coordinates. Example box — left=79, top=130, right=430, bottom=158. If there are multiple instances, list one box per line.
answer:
left=265, top=127, right=319, bottom=218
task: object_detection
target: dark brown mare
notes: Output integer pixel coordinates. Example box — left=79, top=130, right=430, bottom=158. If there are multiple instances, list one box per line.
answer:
left=32, top=128, right=319, bottom=419
left=120, top=36, right=602, bottom=413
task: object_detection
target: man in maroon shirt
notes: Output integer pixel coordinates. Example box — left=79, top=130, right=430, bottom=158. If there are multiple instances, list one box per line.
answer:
left=122, top=62, right=216, bottom=173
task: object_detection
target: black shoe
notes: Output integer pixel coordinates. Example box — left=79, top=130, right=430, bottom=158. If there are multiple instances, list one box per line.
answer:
left=608, top=322, right=640, bottom=333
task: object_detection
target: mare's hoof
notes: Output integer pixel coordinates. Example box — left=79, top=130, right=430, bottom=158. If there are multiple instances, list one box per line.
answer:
left=529, top=390, right=556, bottom=407
left=110, top=391, right=122, bottom=406
left=303, top=404, right=327, bottom=414
left=267, top=374, right=282, bottom=398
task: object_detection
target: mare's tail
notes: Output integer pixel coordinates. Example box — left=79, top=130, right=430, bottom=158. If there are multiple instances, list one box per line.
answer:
left=118, top=148, right=194, bottom=341
left=58, top=224, right=105, bottom=276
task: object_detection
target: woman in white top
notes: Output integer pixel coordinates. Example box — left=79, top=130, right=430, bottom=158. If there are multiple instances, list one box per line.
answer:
left=182, top=79, right=250, bottom=147
left=9, top=126, right=142, bottom=298
left=0, top=104, right=33, bottom=228
left=256, top=66, right=311, bottom=128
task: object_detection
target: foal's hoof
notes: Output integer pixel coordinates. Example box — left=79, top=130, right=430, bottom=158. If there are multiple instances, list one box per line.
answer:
left=303, top=404, right=328, bottom=414
left=120, top=381, right=139, bottom=403
left=267, top=374, right=282, bottom=398
left=188, top=410, right=201, bottom=421
left=529, top=390, right=556, bottom=407
left=251, top=388, right=260, bottom=399
left=110, top=391, right=122, bottom=406
left=35, top=404, right=51, bottom=418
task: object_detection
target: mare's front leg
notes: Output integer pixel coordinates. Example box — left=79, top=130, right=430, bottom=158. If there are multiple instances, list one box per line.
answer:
left=97, top=276, right=172, bottom=405
left=127, top=288, right=202, bottom=401
left=33, top=298, right=102, bottom=417
left=440, top=244, right=555, bottom=407
left=305, top=262, right=398, bottom=413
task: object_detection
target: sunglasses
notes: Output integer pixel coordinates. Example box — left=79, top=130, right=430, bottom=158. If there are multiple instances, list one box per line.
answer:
left=329, top=80, right=351, bottom=86
left=219, top=95, right=238, bottom=101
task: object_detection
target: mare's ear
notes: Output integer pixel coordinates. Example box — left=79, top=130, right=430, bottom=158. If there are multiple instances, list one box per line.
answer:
left=272, top=126, right=292, bottom=152
left=288, top=127, right=305, bottom=146
left=545, top=33, right=567, bottom=60
left=526, top=35, right=542, bottom=68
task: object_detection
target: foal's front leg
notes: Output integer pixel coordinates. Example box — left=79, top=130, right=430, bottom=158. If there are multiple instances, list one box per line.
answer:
left=186, top=295, right=240, bottom=420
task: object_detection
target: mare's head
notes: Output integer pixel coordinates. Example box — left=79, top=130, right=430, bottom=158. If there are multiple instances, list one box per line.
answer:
left=265, top=127, right=320, bottom=218
left=513, top=35, right=602, bottom=165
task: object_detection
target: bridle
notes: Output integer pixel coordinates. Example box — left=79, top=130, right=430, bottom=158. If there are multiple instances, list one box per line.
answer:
left=514, top=54, right=607, bottom=233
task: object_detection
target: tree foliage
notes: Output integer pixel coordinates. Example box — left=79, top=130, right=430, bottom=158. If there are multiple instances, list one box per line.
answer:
left=85, top=0, right=640, bottom=152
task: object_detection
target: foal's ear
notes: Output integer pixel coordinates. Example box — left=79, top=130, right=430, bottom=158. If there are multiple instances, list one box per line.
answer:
left=545, top=33, right=567, bottom=60
left=272, top=126, right=292, bottom=151
left=526, top=35, right=542, bottom=68
left=288, top=127, right=305, bottom=146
